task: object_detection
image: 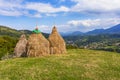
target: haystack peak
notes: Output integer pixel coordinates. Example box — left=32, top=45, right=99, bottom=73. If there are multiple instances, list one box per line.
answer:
left=20, top=34, right=26, bottom=40
left=52, top=26, right=58, bottom=33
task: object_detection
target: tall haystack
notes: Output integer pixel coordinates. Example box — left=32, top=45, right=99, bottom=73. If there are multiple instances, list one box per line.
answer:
left=27, top=33, right=50, bottom=57
left=14, top=34, right=27, bottom=57
left=48, top=26, right=66, bottom=54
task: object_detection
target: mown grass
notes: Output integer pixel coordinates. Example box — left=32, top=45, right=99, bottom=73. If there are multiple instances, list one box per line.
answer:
left=0, top=49, right=120, bottom=80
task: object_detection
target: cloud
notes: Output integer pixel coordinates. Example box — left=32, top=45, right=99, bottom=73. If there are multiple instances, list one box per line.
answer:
left=0, top=0, right=120, bottom=18
left=0, top=9, right=21, bottom=16
left=36, top=18, right=120, bottom=33
left=57, top=18, right=120, bottom=32
left=0, top=0, right=24, bottom=16
left=25, top=2, right=69, bottom=13
left=71, top=0, right=120, bottom=14
left=46, top=13, right=57, bottom=17
left=0, top=0, right=22, bottom=8
left=67, top=19, right=103, bottom=28
left=38, top=25, right=52, bottom=33
left=0, top=0, right=69, bottom=17
left=31, top=13, right=42, bottom=18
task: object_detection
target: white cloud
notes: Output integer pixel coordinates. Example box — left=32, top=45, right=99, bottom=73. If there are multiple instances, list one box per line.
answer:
left=57, top=18, right=120, bottom=32
left=0, top=0, right=22, bottom=8
left=68, top=19, right=99, bottom=27
left=0, top=0, right=69, bottom=17
left=46, top=13, right=57, bottom=17
left=71, top=0, right=120, bottom=13
left=0, top=0, right=120, bottom=17
left=0, top=0, right=24, bottom=16
left=38, top=25, right=52, bottom=33
left=32, top=18, right=120, bottom=33
left=32, top=13, right=42, bottom=18
left=25, top=2, right=69, bottom=13
left=0, top=9, right=22, bottom=16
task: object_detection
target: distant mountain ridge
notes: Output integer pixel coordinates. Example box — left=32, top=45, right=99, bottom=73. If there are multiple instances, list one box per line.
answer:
left=86, top=24, right=120, bottom=35
left=60, top=31, right=84, bottom=36
left=61, top=24, right=120, bottom=36
left=86, top=29, right=104, bottom=35
left=105, top=24, right=120, bottom=34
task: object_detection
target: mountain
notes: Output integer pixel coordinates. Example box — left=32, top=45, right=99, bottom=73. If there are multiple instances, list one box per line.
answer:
left=19, top=30, right=49, bottom=38
left=60, top=31, right=83, bottom=36
left=71, top=31, right=84, bottom=36
left=61, top=24, right=120, bottom=36
left=105, top=24, right=120, bottom=34
left=0, top=25, right=21, bottom=37
left=60, top=32, right=73, bottom=36
left=19, top=30, right=32, bottom=34
left=86, top=24, right=120, bottom=35
left=86, top=29, right=104, bottom=35
left=0, top=25, right=49, bottom=38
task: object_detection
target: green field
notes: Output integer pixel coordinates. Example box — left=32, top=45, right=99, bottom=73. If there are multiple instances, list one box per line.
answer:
left=0, top=49, right=120, bottom=80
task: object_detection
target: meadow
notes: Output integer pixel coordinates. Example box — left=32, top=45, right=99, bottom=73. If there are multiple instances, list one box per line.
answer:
left=0, top=49, right=120, bottom=80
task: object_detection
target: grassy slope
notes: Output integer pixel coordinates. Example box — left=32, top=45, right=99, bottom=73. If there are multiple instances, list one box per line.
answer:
left=0, top=25, right=49, bottom=38
left=0, top=49, right=120, bottom=80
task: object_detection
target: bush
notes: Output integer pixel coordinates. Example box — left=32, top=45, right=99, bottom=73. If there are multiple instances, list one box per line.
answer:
left=66, top=44, right=78, bottom=49
left=0, top=36, right=18, bottom=59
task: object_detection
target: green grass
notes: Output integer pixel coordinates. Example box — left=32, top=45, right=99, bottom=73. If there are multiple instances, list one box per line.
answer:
left=0, top=49, right=120, bottom=80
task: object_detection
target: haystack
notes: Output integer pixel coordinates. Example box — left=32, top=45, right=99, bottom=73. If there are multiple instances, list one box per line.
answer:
left=14, top=34, right=27, bottom=57
left=48, top=26, right=66, bottom=54
left=27, top=33, right=50, bottom=57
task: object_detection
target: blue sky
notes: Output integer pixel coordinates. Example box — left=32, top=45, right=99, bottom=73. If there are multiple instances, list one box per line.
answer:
left=0, top=0, right=120, bottom=33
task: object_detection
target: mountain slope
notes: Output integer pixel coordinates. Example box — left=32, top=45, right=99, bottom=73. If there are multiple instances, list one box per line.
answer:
left=0, top=49, right=120, bottom=80
left=87, top=24, right=120, bottom=35
left=86, top=29, right=104, bottom=35
left=105, top=24, right=120, bottom=34
left=71, top=31, right=83, bottom=36
left=62, top=24, right=120, bottom=36
left=0, top=25, right=21, bottom=37
left=0, top=25, right=49, bottom=38
left=60, top=31, right=83, bottom=36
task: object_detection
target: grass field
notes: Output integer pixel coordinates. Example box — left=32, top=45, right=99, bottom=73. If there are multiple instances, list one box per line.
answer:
left=0, top=49, right=120, bottom=80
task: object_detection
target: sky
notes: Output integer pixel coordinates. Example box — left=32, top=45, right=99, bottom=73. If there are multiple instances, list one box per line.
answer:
left=0, top=0, right=120, bottom=33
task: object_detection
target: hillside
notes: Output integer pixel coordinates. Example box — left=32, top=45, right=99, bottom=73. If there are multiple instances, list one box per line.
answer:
left=86, top=29, right=104, bottom=35
left=0, top=25, right=21, bottom=37
left=0, top=49, right=120, bottom=80
left=0, top=25, right=49, bottom=38
left=105, top=24, right=120, bottom=34
left=64, top=34, right=120, bottom=53
left=0, top=36, right=18, bottom=59
left=87, top=24, right=120, bottom=35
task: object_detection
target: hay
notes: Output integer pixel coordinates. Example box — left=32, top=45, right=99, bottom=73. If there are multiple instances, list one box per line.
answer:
left=14, top=26, right=66, bottom=58
left=48, top=26, right=66, bottom=54
left=27, top=33, right=50, bottom=57
left=14, top=34, right=27, bottom=57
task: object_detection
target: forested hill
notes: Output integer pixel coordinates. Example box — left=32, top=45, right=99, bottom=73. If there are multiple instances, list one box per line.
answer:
left=0, top=25, right=21, bottom=37
left=0, top=25, right=49, bottom=38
